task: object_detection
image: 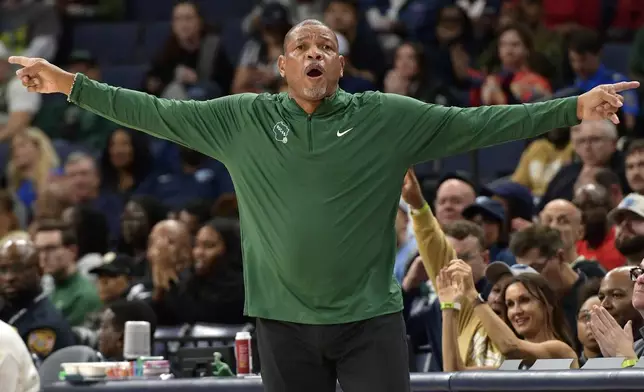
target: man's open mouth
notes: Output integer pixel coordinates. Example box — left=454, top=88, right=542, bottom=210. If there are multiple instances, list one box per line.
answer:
left=305, top=64, right=324, bottom=78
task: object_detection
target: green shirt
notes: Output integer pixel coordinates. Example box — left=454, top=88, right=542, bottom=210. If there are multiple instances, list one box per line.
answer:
left=68, top=74, right=580, bottom=324
left=50, top=271, right=102, bottom=327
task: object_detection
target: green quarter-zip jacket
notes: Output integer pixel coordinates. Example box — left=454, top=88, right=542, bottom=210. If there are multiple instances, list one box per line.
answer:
left=68, top=74, right=580, bottom=324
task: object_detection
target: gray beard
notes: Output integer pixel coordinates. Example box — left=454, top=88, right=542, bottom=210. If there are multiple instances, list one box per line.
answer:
left=302, top=86, right=327, bottom=100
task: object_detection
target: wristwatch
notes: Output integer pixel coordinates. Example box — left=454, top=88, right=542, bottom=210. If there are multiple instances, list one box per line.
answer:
left=470, top=293, right=486, bottom=307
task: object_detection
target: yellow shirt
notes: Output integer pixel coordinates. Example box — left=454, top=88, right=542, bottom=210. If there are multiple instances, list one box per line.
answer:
left=411, top=209, right=503, bottom=368
left=511, top=139, right=574, bottom=197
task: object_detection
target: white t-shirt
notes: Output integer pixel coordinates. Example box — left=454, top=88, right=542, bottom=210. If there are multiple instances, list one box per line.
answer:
left=0, top=76, right=42, bottom=125
left=0, top=320, right=40, bottom=392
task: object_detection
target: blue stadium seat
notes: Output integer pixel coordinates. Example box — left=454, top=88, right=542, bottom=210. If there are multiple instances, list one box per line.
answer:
left=602, top=43, right=631, bottom=75
left=221, top=19, right=246, bottom=65
left=101, top=65, right=148, bottom=89
left=73, top=23, right=140, bottom=65
left=477, top=140, right=526, bottom=178
left=195, top=0, right=256, bottom=24
left=141, top=22, right=171, bottom=61
left=126, top=0, right=174, bottom=21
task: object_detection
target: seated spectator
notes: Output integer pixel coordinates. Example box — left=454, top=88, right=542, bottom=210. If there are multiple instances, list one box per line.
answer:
left=598, top=267, right=643, bottom=341
left=33, top=51, right=117, bottom=152
left=577, top=294, right=601, bottom=365
left=394, top=188, right=417, bottom=284
left=176, top=199, right=212, bottom=237
left=0, top=319, right=40, bottom=392
left=624, top=140, right=644, bottom=195
left=232, top=3, right=292, bottom=94
left=0, top=239, right=76, bottom=359
left=539, top=121, right=628, bottom=210
left=136, top=147, right=234, bottom=211
left=511, top=128, right=574, bottom=198
left=0, top=43, right=42, bottom=141
left=64, top=152, right=123, bottom=239
left=149, top=218, right=246, bottom=324
left=34, top=220, right=102, bottom=326
left=462, top=196, right=515, bottom=265
left=5, top=128, right=59, bottom=210
left=324, top=0, right=386, bottom=86
left=539, top=199, right=606, bottom=280
left=441, top=260, right=577, bottom=368
left=427, top=5, right=477, bottom=90
left=0, top=0, right=60, bottom=60
left=473, top=24, right=551, bottom=106
left=74, top=253, right=135, bottom=348
left=434, top=174, right=477, bottom=227
left=384, top=42, right=461, bottom=107
left=97, top=300, right=157, bottom=361
left=336, top=31, right=376, bottom=93
left=510, top=224, right=590, bottom=346
left=145, top=0, right=233, bottom=99
left=574, top=167, right=623, bottom=209
left=573, top=183, right=625, bottom=270
left=562, top=28, right=639, bottom=132
left=483, top=180, right=534, bottom=231
left=611, top=193, right=644, bottom=266
left=100, top=128, right=153, bottom=198
left=401, top=174, right=503, bottom=371
left=116, top=195, right=168, bottom=277
left=242, top=0, right=325, bottom=35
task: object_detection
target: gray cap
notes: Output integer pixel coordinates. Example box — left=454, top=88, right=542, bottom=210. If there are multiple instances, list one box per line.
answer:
left=485, top=262, right=539, bottom=286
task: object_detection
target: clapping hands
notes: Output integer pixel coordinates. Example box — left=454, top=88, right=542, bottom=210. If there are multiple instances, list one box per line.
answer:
left=436, top=267, right=464, bottom=304
left=588, top=305, right=637, bottom=359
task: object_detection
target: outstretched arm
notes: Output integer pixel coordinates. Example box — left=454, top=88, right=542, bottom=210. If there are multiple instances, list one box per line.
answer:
left=382, top=81, right=639, bottom=165
left=9, top=56, right=253, bottom=162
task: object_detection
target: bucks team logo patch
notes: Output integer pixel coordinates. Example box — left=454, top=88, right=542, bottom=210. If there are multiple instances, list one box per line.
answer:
left=272, top=121, right=290, bottom=144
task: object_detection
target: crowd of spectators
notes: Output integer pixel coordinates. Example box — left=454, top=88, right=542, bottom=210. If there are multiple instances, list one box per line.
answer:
left=1, top=0, right=644, bottom=388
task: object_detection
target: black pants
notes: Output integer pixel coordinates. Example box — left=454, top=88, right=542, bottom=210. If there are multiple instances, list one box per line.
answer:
left=257, top=312, right=411, bottom=392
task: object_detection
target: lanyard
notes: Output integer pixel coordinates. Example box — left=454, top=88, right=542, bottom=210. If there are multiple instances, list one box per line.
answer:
left=7, top=292, right=48, bottom=326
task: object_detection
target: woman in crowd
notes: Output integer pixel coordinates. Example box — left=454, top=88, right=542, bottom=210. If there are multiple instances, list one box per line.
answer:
left=577, top=295, right=602, bottom=365
left=5, top=127, right=60, bottom=210
left=144, top=0, right=233, bottom=99
left=474, top=24, right=551, bottom=106
left=439, top=260, right=578, bottom=370
left=116, top=195, right=169, bottom=277
left=100, top=128, right=153, bottom=198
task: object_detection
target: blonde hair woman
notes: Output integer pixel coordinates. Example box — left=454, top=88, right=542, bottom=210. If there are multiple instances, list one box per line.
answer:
left=6, top=127, right=60, bottom=208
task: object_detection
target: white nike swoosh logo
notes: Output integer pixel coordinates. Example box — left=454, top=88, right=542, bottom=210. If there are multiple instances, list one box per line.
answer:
left=337, top=128, right=354, bottom=137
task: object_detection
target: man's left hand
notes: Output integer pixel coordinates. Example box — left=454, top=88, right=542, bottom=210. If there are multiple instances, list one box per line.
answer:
left=577, top=81, right=640, bottom=124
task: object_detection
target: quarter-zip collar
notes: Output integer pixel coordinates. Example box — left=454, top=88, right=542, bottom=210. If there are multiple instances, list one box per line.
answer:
left=281, top=88, right=350, bottom=117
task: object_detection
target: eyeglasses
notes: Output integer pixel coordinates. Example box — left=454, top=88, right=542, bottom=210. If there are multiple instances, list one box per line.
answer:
left=630, top=266, right=644, bottom=282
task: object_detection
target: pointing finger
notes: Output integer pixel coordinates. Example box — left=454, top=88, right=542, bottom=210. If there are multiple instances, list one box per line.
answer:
left=7, top=55, right=32, bottom=67
left=611, top=81, right=640, bottom=93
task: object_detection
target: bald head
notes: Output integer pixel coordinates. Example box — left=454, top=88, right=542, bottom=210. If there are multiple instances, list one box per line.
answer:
left=600, top=265, right=639, bottom=327
left=539, top=199, right=584, bottom=250
left=0, top=239, right=38, bottom=266
left=284, top=19, right=337, bottom=52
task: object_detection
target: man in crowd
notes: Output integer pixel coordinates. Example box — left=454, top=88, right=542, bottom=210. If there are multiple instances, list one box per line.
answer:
left=434, top=174, right=477, bottom=227
left=539, top=120, right=627, bottom=209
left=624, top=139, right=644, bottom=195
left=34, top=220, right=102, bottom=327
left=610, top=193, right=644, bottom=266
left=0, top=239, right=76, bottom=359
left=9, top=17, right=637, bottom=391
left=598, top=266, right=643, bottom=341
left=98, top=300, right=157, bottom=361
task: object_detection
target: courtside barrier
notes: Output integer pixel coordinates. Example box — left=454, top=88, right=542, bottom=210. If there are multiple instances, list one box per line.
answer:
left=44, top=369, right=644, bottom=392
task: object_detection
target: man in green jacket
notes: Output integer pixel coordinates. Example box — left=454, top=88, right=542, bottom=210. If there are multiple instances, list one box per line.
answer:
left=9, top=19, right=639, bottom=392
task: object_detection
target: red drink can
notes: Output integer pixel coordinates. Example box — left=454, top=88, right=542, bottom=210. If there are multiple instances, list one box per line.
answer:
left=235, top=331, right=252, bottom=376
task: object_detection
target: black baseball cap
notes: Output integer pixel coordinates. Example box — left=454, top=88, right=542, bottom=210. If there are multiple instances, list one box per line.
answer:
left=437, top=171, right=477, bottom=193
left=89, top=252, right=133, bottom=276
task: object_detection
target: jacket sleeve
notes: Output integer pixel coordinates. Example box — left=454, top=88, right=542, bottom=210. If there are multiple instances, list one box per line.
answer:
left=68, top=73, right=256, bottom=162
left=411, top=207, right=456, bottom=290
left=382, top=93, right=580, bottom=165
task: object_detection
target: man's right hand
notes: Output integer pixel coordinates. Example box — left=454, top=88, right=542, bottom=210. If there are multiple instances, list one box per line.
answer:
left=9, top=56, right=75, bottom=95
left=401, top=169, right=425, bottom=210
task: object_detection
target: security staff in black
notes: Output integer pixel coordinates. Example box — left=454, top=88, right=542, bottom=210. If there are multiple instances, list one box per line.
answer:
left=0, top=239, right=76, bottom=359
